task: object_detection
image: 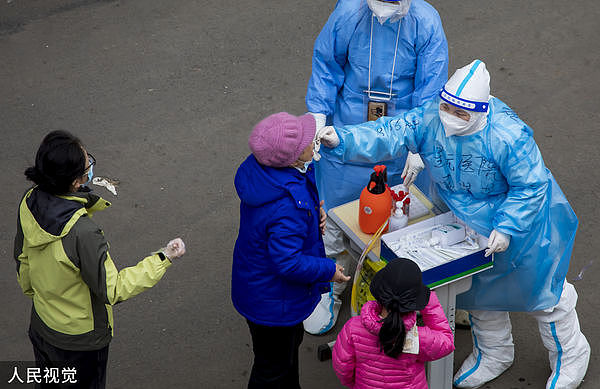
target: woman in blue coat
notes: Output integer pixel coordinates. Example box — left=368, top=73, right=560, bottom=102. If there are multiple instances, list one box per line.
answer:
left=319, top=60, right=590, bottom=389
left=232, top=112, right=350, bottom=388
left=304, top=0, right=449, bottom=335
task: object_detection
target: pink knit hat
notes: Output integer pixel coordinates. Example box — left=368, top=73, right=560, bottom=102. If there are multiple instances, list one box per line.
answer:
left=249, top=112, right=316, bottom=167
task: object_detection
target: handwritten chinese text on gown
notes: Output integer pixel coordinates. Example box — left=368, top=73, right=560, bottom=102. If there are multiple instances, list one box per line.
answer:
left=325, top=97, right=577, bottom=311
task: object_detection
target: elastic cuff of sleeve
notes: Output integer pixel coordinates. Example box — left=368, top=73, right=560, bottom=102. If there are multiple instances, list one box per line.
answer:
left=492, top=225, right=513, bottom=238
left=152, top=250, right=172, bottom=264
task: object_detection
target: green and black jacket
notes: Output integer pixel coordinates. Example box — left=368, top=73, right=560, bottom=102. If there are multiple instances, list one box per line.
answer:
left=14, top=187, right=172, bottom=351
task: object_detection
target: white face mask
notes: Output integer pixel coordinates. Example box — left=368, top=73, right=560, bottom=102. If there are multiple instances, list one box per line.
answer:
left=367, top=0, right=411, bottom=25
left=439, top=109, right=488, bottom=137
left=293, top=159, right=312, bottom=174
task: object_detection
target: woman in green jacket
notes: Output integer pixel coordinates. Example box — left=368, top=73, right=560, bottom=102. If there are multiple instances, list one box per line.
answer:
left=14, top=130, right=186, bottom=388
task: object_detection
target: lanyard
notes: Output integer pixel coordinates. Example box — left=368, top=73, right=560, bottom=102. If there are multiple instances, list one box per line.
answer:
left=365, top=15, right=401, bottom=102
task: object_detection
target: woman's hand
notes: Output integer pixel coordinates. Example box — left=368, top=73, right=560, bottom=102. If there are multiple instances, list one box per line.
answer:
left=331, top=263, right=351, bottom=283
left=319, top=200, right=327, bottom=235
left=163, top=238, right=186, bottom=259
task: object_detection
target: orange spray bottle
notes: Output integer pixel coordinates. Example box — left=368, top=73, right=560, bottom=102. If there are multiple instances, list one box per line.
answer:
left=358, top=165, right=393, bottom=234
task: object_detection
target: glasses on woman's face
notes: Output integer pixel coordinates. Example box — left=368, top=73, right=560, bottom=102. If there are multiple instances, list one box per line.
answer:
left=85, top=153, right=96, bottom=172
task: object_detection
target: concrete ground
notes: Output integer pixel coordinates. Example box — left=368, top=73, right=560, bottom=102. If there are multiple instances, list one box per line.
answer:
left=1, top=0, right=598, bottom=388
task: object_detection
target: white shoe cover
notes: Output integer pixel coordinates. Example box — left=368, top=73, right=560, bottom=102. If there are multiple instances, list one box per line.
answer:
left=532, top=282, right=590, bottom=389
left=544, top=336, right=590, bottom=389
left=453, top=311, right=514, bottom=388
left=303, top=291, right=341, bottom=335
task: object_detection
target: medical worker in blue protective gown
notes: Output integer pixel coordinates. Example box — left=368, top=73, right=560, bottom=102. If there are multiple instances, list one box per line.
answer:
left=303, top=0, right=448, bottom=335
left=318, top=60, right=590, bottom=389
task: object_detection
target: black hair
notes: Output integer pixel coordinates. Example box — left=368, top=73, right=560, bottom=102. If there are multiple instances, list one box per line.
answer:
left=378, top=301, right=407, bottom=359
left=24, top=130, right=86, bottom=195
left=370, top=258, right=430, bottom=359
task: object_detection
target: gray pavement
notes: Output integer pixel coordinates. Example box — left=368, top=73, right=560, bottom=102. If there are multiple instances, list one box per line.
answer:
left=1, top=1, right=599, bottom=388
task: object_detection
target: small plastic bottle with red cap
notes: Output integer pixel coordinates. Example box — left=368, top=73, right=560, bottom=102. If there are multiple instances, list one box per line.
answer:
left=388, top=188, right=410, bottom=232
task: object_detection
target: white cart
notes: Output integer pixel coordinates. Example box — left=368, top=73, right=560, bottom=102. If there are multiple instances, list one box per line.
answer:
left=326, top=186, right=490, bottom=389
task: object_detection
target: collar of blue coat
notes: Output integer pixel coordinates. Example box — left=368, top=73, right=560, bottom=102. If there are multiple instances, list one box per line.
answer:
left=235, top=155, right=318, bottom=210
left=439, top=87, right=488, bottom=112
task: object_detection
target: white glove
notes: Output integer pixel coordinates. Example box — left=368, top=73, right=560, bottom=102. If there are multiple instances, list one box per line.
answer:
left=317, top=126, right=340, bottom=148
left=485, top=230, right=510, bottom=257
left=309, top=112, right=326, bottom=133
left=401, top=152, right=424, bottom=187
left=163, top=238, right=186, bottom=260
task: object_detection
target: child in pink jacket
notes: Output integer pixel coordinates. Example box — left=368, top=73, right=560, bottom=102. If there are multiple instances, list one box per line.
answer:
left=332, top=258, right=455, bottom=388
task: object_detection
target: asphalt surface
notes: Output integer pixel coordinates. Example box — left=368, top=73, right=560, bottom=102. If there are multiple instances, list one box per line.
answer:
left=1, top=1, right=599, bottom=388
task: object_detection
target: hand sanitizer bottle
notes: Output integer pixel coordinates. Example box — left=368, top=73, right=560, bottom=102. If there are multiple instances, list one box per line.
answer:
left=389, top=202, right=408, bottom=232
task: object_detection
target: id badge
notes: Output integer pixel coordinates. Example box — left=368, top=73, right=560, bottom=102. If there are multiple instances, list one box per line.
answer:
left=367, top=100, right=387, bottom=121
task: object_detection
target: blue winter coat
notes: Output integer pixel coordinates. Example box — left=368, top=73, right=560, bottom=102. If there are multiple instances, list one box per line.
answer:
left=306, top=0, right=448, bottom=210
left=232, top=155, right=337, bottom=326
left=325, top=97, right=578, bottom=312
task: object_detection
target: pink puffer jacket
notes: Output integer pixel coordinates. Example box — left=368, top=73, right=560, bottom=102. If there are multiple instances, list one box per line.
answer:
left=332, top=291, right=454, bottom=388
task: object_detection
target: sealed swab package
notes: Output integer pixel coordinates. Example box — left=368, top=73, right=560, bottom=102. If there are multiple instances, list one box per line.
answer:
left=429, top=223, right=466, bottom=247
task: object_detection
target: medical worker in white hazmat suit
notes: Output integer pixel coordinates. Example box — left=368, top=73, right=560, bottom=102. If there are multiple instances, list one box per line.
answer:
left=318, top=60, right=590, bottom=389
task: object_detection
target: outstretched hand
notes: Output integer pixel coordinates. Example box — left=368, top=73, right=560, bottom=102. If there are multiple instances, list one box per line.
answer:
left=331, top=263, right=351, bottom=283
left=163, top=238, right=186, bottom=259
left=317, top=126, right=340, bottom=148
